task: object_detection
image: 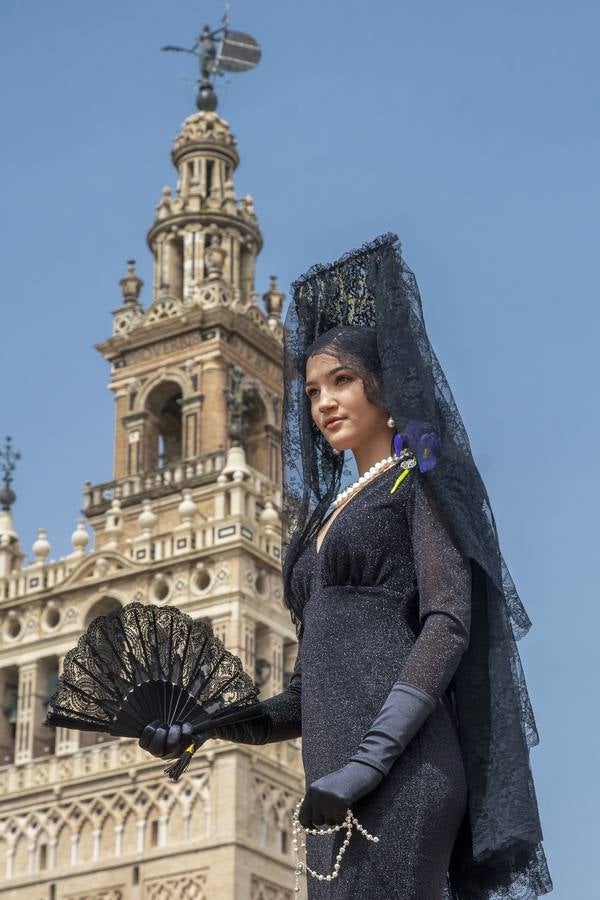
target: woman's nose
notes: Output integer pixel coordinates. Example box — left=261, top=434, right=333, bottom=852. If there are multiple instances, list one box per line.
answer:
left=317, top=390, right=336, bottom=412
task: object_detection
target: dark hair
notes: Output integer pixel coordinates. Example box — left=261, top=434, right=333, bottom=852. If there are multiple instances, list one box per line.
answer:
left=304, top=325, right=386, bottom=409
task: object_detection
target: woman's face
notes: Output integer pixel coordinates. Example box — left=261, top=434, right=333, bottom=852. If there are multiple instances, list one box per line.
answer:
left=305, top=352, right=389, bottom=454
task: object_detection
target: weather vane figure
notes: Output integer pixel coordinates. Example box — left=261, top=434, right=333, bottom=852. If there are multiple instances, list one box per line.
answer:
left=161, top=13, right=261, bottom=112
left=0, top=436, right=21, bottom=511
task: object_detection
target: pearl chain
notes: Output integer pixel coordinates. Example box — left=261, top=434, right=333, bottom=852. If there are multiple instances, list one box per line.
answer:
left=333, top=455, right=401, bottom=509
left=291, top=800, right=380, bottom=893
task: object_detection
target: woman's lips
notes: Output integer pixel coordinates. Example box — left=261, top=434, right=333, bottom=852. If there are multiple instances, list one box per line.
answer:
left=324, top=417, right=344, bottom=430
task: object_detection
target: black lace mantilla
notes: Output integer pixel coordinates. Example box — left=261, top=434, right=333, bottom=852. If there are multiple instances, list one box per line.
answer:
left=282, top=234, right=553, bottom=899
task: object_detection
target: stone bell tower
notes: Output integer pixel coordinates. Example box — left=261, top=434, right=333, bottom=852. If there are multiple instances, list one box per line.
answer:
left=0, top=108, right=305, bottom=900
left=101, top=110, right=284, bottom=487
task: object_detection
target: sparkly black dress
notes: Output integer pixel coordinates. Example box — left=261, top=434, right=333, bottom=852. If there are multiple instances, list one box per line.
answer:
left=287, top=464, right=472, bottom=900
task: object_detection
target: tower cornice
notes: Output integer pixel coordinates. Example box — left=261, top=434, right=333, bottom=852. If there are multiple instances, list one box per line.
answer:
left=96, top=305, right=282, bottom=371
left=146, top=211, right=262, bottom=254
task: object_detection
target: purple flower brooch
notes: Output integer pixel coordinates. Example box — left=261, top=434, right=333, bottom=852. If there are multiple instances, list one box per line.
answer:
left=390, top=420, right=440, bottom=495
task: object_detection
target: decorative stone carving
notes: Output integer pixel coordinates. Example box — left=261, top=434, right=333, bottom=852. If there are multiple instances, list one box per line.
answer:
left=145, top=297, right=183, bottom=324
left=144, top=871, right=209, bottom=900
left=204, top=233, right=226, bottom=280
left=250, top=875, right=294, bottom=900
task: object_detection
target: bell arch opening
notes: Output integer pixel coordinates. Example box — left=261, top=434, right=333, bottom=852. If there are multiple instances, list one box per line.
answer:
left=144, top=380, right=183, bottom=470
left=245, top=392, right=279, bottom=483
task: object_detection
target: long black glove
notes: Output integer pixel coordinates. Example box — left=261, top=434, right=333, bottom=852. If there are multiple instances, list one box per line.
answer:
left=138, top=697, right=297, bottom=759
left=139, top=641, right=303, bottom=759
left=347, top=681, right=436, bottom=775
left=139, top=719, right=200, bottom=760
left=298, top=681, right=436, bottom=827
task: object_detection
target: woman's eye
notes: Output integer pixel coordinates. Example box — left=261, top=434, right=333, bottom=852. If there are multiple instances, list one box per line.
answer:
left=335, top=374, right=351, bottom=385
left=306, top=375, right=351, bottom=399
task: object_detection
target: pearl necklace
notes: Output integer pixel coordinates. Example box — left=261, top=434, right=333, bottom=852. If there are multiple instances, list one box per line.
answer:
left=333, top=454, right=401, bottom=509
left=292, top=800, right=379, bottom=892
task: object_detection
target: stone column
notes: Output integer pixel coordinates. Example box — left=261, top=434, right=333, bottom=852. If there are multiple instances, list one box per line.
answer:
left=241, top=618, right=256, bottom=673
left=55, top=655, right=79, bottom=755
left=15, top=661, right=40, bottom=764
left=27, top=841, right=35, bottom=874
left=137, top=819, right=146, bottom=852
left=158, top=814, right=168, bottom=848
left=200, top=360, right=228, bottom=454
left=181, top=396, right=203, bottom=460
left=183, top=230, right=195, bottom=302
left=256, top=630, right=284, bottom=697
left=92, top=827, right=101, bottom=861
left=0, top=668, right=16, bottom=764
left=5, top=844, right=14, bottom=879
left=232, top=236, right=241, bottom=291
left=122, top=412, right=150, bottom=476
left=270, top=632, right=284, bottom=695
left=70, top=833, right=78, bottom=866
left=114, top=823, right=124, bottom=857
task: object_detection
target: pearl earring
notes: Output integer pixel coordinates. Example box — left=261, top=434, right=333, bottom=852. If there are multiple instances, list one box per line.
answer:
left=386, top=415, right=395, bottom=429
left=332, top=448, right=342, bottom=457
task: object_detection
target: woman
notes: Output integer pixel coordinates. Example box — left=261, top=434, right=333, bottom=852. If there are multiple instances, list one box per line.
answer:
left=140, top=235, right=553, bottom=899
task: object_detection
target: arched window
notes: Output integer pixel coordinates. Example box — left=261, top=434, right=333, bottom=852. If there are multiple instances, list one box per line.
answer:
left=245, top=393, right=269, bottom=477
left=84, top=596, right=122, bottom=629
left=145, top=380, right=183, bottom=470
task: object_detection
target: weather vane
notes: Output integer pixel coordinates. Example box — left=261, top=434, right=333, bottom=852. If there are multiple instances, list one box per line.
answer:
left=161, top=10, right=261, bottom=112
left=0, top=436, right=21, bottom=511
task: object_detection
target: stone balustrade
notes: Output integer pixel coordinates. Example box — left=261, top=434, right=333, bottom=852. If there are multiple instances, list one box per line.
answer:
left=82, top=450, right=227, bottom=513
left=0, top=461, right=283, bottom=606
left=0, top=735, right=302, bottom=798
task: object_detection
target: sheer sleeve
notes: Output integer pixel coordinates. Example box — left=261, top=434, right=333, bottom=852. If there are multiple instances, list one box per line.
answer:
left=397, top=472, right=472, bottom=701
left=209, top=628, right=303, bottom=744
left=258, top=629, right=303, bottom=741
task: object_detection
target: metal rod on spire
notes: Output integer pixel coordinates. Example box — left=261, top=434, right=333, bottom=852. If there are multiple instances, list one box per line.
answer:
left=0, top=436, right=21, bottom=511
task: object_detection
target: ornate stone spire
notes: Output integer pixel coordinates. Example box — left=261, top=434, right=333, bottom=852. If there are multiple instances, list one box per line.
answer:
left=0, top=437, right=24, bottom=576
left=146, top=111, right=262, bottom=316
left=94, top=96, right=285, bottom=489
left=102, top=108, right=287, bottom=338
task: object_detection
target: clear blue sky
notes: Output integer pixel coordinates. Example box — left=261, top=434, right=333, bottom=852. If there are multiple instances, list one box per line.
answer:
left=2, top=2, right=598, bottom=895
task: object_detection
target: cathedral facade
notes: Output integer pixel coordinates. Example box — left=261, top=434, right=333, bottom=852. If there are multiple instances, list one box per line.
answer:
left=0, top=108, right=306, bottom=899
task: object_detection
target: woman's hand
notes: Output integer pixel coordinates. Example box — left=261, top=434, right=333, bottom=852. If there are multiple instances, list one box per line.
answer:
left=298, top=761, right=384, bottom=828
left=139, top=720, right=205, bottom=760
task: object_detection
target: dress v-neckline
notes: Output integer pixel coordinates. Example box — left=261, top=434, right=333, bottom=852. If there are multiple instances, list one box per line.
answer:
left=313, top=465, right=397, bottom=556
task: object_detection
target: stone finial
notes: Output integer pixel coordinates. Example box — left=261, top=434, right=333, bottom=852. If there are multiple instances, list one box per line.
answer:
left=259, top=501, right=279, bottom=529
left=138, top=500, right=158, bottom=535
left=263, top=276, right=285, bottom=324
left=241, top=194, right=256, bottom=218
left=71, top=520, right=89, bottom=555
left=222, top=178, right=237, bottom=213
left=119, top=260, right=143, bottom=305
left=32, top=528, right=51, bottom=562
left=178, top=489, right=198, bottom=525
left=103, top=499, right=124, bottom=550
left=155, top=185, right=173, bottom=221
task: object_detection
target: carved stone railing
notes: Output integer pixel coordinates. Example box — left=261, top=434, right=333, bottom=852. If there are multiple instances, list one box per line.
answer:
left=0, top=736, right=302, bottom=798
left=83, top=450, right=227, bottom=514
left=0, top=462, right=282, bottom=606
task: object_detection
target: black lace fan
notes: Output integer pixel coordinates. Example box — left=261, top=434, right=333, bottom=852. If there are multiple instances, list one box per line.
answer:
left=45, top=601, right=264, bottom=780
